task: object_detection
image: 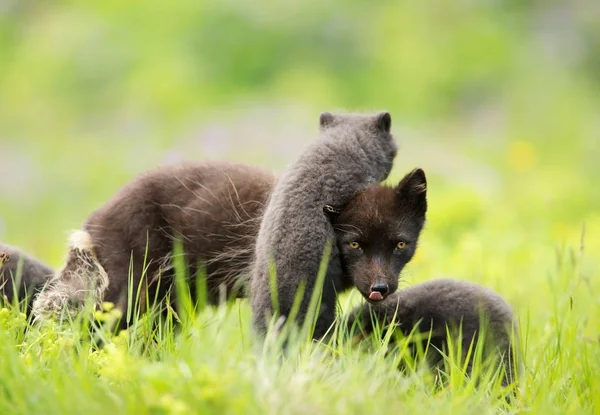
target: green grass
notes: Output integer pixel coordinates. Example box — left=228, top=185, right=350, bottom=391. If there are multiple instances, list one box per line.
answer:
left=1, top=1, right=599, bottom=413
left=0, top=223, right=598, bottom=414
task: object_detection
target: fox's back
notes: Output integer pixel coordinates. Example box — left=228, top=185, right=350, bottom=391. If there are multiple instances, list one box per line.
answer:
left=84, top=161, right=276, bottom=304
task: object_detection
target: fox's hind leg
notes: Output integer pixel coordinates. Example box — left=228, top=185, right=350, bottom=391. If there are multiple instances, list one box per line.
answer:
left=32, top=230, right=109, bottom=321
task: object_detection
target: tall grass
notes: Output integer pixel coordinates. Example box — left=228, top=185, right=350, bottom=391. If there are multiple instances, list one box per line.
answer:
left=1, top=233, right=598, bottom=414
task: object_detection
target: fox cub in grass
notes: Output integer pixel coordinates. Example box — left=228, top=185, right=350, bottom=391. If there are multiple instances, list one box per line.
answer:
left=0, top=244, right=54, bottom=314
left=346, top=278, right=520, bottom=387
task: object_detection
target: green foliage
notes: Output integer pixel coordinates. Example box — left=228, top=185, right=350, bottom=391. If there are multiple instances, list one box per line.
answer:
left=0, top=0, right=599, bottom=413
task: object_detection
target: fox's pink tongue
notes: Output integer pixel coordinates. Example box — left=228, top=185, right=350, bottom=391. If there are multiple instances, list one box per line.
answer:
left=369, top=291, right=383, bottom=301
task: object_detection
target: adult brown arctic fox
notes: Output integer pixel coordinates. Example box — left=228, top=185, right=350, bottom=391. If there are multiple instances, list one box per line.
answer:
left=32, top=161, right=276, bottom=323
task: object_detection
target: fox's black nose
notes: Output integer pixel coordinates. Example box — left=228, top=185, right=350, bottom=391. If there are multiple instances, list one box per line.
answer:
left=370, top=283, right=389, bottom=295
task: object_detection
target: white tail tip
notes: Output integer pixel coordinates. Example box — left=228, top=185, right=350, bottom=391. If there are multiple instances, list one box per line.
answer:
left=68, top=230, right=94, bottom=251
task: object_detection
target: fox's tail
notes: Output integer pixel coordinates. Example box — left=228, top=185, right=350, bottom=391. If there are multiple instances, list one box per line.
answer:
left=32, top=230, right=109, bottom=321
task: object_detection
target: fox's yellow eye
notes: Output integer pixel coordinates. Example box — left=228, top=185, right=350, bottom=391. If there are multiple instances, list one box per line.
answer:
left=396, top=241, right=406, bottom=249
left=349, top=241, right=360, bottom=249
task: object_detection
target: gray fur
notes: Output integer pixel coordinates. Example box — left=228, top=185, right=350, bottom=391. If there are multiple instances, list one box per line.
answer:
left=347, top=278, right=521, bottom=387
left=250, top=111, right=398, bottom=339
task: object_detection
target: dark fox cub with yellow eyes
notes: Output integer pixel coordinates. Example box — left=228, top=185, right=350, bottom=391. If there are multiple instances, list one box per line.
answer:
left=326, top=168, right=427, bottom=305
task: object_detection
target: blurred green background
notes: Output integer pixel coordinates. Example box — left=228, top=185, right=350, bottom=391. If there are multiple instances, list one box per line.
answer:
left=0, top=0, right=598, bottom=307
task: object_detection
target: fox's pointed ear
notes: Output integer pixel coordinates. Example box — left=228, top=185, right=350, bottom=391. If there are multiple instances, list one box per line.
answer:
left=376, top=111, right=391, bottom=133
left=395, top=168, right=427, bottom=215
left=320, top=112, right=335, bottom=129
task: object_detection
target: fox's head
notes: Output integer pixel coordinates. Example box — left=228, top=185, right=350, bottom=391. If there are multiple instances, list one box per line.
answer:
left=326, top=168, right=427, bottom=303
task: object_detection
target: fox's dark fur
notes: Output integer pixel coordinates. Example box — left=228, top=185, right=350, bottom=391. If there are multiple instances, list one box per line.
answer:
left=33, top=161, right=275, bottom=323
left=0, top=244, right=54, bottom=314
left=250, top=112, right=399, bottom=339
left=346, top=278, right=520, bottom=387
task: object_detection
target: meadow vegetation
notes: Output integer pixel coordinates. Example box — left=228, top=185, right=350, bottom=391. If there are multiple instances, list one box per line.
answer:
left=0, top=1, right=599, bottom=413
